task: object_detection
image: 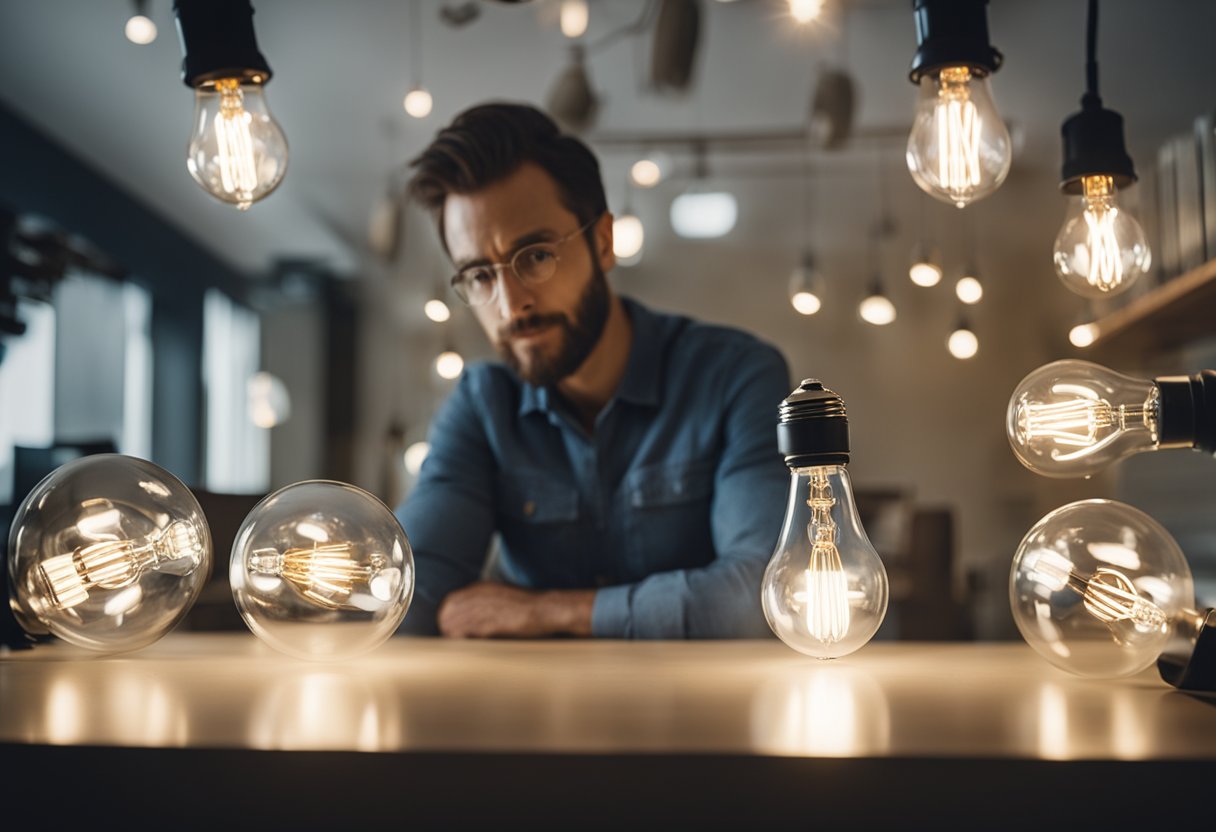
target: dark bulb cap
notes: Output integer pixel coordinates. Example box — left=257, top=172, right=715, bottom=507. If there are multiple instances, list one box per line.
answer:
left=175, top=0, right=273, bottom=88
left=1059, top=104, right=1136, bottom=192
left=1156, top=371, right=1216, bottom=453
left=908, top=0, right=1002, bottom=83
left=777, top=379, right=850, bottom=468
left=1157, top=608, right=1216, bottom=692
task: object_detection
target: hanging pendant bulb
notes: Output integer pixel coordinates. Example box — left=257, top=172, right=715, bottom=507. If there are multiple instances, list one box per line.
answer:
left=402, top=1, right=433, bottom=120
left=175, top=0, right=288, bottom=210
left=789, top=253, right=823, bottom=316
left=1053, top=0, right=1150, bottom=298
left=947, top=316, right=978, bottom=359
left=908, top=242, right=942, bottom=287
left=858, top=276, right=895, bottom=326
left=905, top=0, right=1011, bottom=208
left=403, top=86, right=433, bottom=118
left=763, top=380, right=889, bottom=658
left=560, top=0, right=589, bottom=38
left=125, top=0, right=158, bottom=44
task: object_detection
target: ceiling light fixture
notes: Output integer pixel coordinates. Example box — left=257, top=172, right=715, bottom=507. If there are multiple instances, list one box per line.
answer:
left=403, top=0, right=433, bottom=118
left=125, top=0, right=158, bottom=44
left=1052, top=0, right=1150, bottom=298
left=560, top=0, right=589, bottom=38
left=670, top=143, right=737, bottom=239
left=905, top=0, right=1011, bottom=208
left=174, top=0, right=288, bottom=210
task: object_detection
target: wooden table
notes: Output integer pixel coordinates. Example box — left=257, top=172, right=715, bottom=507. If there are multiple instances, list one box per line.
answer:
left=2, top=634, right=1213, bottom=827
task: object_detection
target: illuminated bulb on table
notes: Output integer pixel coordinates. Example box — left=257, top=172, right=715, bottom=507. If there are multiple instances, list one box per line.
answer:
left=905, top=1, right=1010, bottom=207
left=231, top=480, right=414, bottom=659
left=403, top=86, right=433, bottom=119
left=176, top=0, right=288, bottom=210
left=763, top=380, right=888, bottom=659
left=1006, top=359, right=1216, bottom=478
left=7, top=454, right=212, bottom=654
left=1053, top=175, right=1150, bottom=298
left=1010, top=499, right=1197, bottom=678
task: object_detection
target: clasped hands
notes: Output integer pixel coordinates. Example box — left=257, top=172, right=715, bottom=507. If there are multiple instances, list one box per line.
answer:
left=437, top=581, right=595, bottom=638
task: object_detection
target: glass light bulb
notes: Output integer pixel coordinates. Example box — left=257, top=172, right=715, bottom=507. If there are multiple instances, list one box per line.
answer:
left=1006, top=359, right=1161, bottom=478
left=789, top=259, right=822, bottom=315
left=1010, top=499, right=1194, bottom=678
left=613, top=213, right=645, bottom=261
left=858, top=293, right=895, bottom=326
left=560, top=0, right=589, bottom=38
left=403, top=86, right=433, bottom=119
left=187, top=78, right=288, bottom=210
left=955, top=275, right=983, bottom=304
left=7, top=454, right=212, bottom=653
left=763, top=466, right=889, bottom=658
left=424, top=298, right=451, bottom=323
left=435, top=350, right=464, bottom=380
left=1069, top=322, right=1098, bottom=348
left=125, top=14, right=157, bottom=45
left=230, top=480, right=414, bottom=660
left=909, top=260, right=942, bottom=287
left=906, top=66, right=1012, bottom=208
left=1053, top=175, right=1151, bottom=298
left=630, top=158, right=664, bottom=188
left=948, top=327, right=978, bottom=359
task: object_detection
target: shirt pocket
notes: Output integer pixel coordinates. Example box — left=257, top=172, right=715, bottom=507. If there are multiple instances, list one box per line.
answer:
left=622, top=459, right=716, bottom=577
left=496, top=470, right=583, bottom=586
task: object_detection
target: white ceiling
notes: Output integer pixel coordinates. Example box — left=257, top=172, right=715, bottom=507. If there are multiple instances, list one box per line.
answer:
left=1, top=0, right=1213, bottom=287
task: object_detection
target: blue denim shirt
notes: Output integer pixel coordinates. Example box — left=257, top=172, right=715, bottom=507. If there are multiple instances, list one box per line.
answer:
left=395, top=296, right=791, bottom=638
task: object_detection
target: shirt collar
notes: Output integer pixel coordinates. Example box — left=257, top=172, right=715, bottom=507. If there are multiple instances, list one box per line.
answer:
left=516, top=295, right=662, bottom=417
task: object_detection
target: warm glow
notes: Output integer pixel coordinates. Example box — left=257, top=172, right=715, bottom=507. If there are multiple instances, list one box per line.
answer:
left=424, top=298, right=451, bottom=323
left=435, top=350, right=464, bottom=380
left=1069, top=322, right=1098, bottom=348
left=791, top=291, right=821, bottom=316
left=858, top=294, right=896, bottom=326
left=125, top=14, right=157, bottom=44
left=789, top=0, right=824, bottom=24
left=403, top=87, right=433, bottom=118
left=955, top=275, right=983, bottom=304
left=613, top=214, right=645, bottom=260
left=630, top=159, right=663, bottom=188
left=1052, top=175, right=1151, bottom=298
left=560, top=0, right=589, bottom=38
left=909, top=261, right=942, bottom=287
left=403, top=441, right=430, bottom=476
left=948, top=328, right=979, bottom=359
left=670, top=191, right=737, bottom=239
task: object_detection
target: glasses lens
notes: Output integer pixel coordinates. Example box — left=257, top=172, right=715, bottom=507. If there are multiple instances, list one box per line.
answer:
left=454, top=267, right=497, bottom=306
left=512, top=245, right=559, bottom=285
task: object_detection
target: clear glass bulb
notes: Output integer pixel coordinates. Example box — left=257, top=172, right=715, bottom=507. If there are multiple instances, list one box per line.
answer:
left=1010, top=499, right=1195, bottom=678
left=187, top=78, right=288, bottom=210
left=1007, top=359, right=1162, bottom=478
left=7, top=454, right=212, bottom=654
left=762, top=465, right=889, bottom=659
left=906, top=66, right=1011, bottom=208
left=230, top=480, right=414, bottom=660
left=1053, top=175, right=1151, bottom=298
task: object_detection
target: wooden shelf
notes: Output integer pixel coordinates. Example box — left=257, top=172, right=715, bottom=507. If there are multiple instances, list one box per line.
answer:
left=1089, top=257, right=1216, bottom=363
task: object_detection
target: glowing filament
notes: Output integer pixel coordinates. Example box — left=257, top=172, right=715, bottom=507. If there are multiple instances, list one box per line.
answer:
left=1080, top=175, right=1123, bottom=292
left=1028, top=549, right=1167, bottom=635
left=248, top=542, right=385, bottom=610
left=214, top=78, right=259, bottom=206
left=804, top=472, right=850, bottom=643
left=1016, top=383, right=1152, bottom=463
left=934, top=67, right=982, bottom=206
left=38, top=521, right=204, bottom=610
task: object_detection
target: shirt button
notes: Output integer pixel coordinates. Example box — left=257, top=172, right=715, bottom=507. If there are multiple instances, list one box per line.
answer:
left=523, top=500, right=536, bottom=517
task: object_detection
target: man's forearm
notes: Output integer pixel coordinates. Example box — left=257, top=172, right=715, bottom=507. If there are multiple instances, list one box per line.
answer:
left=535, top=588, right=595, bottom=636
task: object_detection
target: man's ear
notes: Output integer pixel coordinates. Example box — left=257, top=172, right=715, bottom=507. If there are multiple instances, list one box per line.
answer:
left=595, top=212, right=616, bottom=273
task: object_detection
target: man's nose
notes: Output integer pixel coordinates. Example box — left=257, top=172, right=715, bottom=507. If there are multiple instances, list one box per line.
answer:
left=495, top=266, right=535, bottom=319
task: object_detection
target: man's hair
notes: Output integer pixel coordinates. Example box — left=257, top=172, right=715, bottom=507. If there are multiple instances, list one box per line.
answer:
left=406, top=102, right=608, bottom=251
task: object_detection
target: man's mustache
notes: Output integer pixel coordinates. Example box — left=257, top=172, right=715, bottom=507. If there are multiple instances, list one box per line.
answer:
left=500, top=313, right=567, bottom=339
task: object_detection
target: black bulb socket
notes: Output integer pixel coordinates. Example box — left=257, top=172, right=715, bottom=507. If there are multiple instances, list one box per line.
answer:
left=174, top=0, right=273, bottom=89
left=777, top=379, right=850, bottom=469
left=908, top=0, right=1003, bottom=83
left=1157, top=608, right=1216, bottom=692
left=1059, top=98, right=1137, bottom=193
left=1155, top=370, right=1216, bottom=454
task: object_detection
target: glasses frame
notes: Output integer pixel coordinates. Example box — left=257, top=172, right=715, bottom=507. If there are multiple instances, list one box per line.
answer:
left=449, top=216, right=599, bottom=307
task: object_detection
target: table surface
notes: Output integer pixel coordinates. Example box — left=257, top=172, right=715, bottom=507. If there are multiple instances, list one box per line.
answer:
left=3, top=632, right=1214, bottom=760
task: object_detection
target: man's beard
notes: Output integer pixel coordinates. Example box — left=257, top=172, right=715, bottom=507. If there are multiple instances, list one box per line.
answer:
left=495, top=265, right=610, bottom=387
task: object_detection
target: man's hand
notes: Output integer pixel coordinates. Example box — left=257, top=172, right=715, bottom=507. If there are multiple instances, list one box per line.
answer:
left=437, top=581, right=595, bottom=639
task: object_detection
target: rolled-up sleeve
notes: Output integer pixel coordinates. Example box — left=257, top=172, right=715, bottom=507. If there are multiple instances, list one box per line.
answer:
left=591, top=343, right=790, bottom=638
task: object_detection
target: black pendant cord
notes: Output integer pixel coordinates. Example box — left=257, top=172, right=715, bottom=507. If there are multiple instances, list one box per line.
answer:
left=410, top=0, right=423, bottom=88
left=801, top=147, right=812, bottom=259
left=1084, top=0, right=1100, bottom=107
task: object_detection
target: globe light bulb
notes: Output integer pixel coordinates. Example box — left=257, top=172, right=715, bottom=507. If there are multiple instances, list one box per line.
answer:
left=763, top=380, right=889, bottom=659
left=1006, top=359, right=1216, bottom=478
left=909, top=259, right=942, bottom=288
left=125, top=14, right=157, bottom=45
left=907, top=66, right=1011, bottom=208
left=435, top=350, right=464, bottom=380
left=403, top=86, right=433, bottom=119
left=613, top=213, right=645, bottom=262
left=187, top=78, right=288, bottom=210
left=7, top=454, right=212, bottom=654
left=230, top=480, right=414, bottom=660
left=955, top=275, right=983, bottom=304
left=1069, top=321, right=1098, bottom=348
left=630, top=157, right=665, bottom=188
left=1010, top=499, right=1196, bottom=678
left=947, top=325, right=978, bottom=359
left=788, top=254, right=822, bottom=316
left=1053, top=175, right=1151, bottom=298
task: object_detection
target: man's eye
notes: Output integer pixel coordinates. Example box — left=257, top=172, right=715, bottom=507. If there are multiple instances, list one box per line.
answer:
left=465, top=268, right=495, bottom=285
left=520, top=247, right=555, bottom=267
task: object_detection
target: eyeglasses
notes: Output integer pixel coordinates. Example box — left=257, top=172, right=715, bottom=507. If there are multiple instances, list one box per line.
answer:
left=449, top=217, right=598, bottom=307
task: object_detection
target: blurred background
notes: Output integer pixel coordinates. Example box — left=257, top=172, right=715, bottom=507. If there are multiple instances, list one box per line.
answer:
left=2, top=0, right=1215, bottom=640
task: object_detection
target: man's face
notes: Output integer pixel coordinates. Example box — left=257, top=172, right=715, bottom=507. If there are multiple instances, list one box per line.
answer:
left=443, top=162, right=615, bottom=387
